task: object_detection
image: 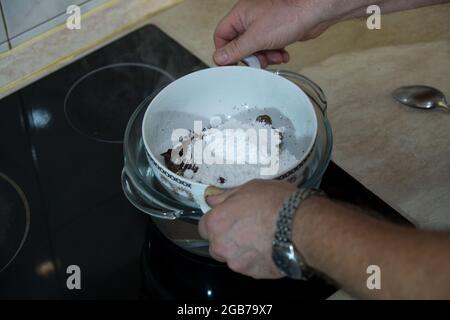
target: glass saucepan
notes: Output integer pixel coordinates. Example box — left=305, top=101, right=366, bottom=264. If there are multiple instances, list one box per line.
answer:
left=122, top=70, right=333, bottom=257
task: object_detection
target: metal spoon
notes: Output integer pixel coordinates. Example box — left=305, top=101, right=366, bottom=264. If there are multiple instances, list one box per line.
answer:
left=393, top=85, right=449, bottom=111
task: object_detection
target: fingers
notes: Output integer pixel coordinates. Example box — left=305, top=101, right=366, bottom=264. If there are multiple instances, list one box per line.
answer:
left=215, top=16, right=279, bottom=66
left=255, top=49, right=290, bottom=68
left=214, top=7, right=245, bottom=48
left=198, top=210, right=233, bottom=263
left=199, top=197, right=236, bottom=241
left=198, top=212, right=210, bottom=240
left=282, top=50, right=290, bottom=63
left=200, top=215, right=241, bottom=264
left=264, top=50, right=284, bottom=65
left=198, top=207, right=228, bottom=240
left=199, top=186, right=239, bottom=241
left=214, top=45, right=290, bottom=68
left=208, top=242, right=227, bottom=263
left=213, top=4, right=291, bottom=67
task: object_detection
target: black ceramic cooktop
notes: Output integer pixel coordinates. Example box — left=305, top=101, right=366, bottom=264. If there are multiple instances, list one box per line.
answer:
left=0, top=25, right=206, bottom=299
left=0, top=25, right=408, bottom=300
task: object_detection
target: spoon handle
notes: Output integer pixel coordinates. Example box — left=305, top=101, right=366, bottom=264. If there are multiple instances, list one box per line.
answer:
left=438, top=101, right=450, bottom=111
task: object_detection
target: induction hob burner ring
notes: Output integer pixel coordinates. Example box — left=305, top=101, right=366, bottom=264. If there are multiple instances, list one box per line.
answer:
left=64, top=63, right=175, bottom=143
left=0, top=173, right=31, bottom=273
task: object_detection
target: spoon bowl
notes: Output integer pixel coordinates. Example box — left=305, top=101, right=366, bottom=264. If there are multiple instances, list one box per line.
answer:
left=393, top=85, right=449, bottom=111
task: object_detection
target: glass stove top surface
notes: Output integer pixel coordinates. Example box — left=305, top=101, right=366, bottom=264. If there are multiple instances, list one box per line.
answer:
left=0, top=25, right=205, bottom=299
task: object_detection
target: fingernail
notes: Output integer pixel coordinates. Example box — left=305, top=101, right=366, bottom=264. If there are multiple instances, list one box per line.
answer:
left=205, top=186, right=224, bottom=198
left=205, top=186, right=225, bottom=206
left=214, top=49, right=229, bottom=65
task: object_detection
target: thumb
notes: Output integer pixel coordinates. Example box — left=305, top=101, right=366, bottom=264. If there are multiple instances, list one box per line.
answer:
left=205, top=186, right=239, bottom=207
left=213, top=30, right=262, bottom=65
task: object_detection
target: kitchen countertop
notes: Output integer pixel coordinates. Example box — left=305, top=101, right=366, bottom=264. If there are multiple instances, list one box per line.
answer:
left=1, top=0, right=449, bottom=300
left=150, top=0, right=450, bottom=230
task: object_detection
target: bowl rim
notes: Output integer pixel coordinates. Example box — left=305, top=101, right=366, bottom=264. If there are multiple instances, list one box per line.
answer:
left=141, top=66, right=318, bottom=188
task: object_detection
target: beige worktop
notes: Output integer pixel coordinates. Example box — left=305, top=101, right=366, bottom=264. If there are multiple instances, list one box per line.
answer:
left=0, top=0, right=449, bottom=299
left=150, top=0, right=450, bottom=230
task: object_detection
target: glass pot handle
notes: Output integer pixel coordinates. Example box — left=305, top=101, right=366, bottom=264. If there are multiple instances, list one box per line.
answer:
left=122, top=169, right=203, bottom=221
left=122, top=169, right=182, bottom=220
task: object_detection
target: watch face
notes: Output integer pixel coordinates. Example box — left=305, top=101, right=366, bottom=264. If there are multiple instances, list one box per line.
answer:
left=272, top=243, right=304, bottom=280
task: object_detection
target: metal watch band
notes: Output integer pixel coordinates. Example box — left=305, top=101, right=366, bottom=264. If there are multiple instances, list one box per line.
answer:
left=273, top=188, right=323, bottom=279
left=274, top=188, right=313, bottom=243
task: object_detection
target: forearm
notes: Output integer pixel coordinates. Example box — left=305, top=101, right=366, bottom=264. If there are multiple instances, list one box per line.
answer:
left=327, top=0, right=450, bottom=22
left=293, top=196, right=450, bottom=299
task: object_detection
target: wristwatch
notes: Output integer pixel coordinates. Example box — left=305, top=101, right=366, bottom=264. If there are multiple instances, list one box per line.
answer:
left=272, top=188, right=323, bottom=280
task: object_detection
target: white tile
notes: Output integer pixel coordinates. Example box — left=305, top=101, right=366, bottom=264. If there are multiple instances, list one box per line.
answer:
left=0, top=41, right=9, bottom=53
left=1, top=0, right=86, bottom=39
left=4, top=0, right=109, bottom=47
left=0, top=4, right=7, bottom=43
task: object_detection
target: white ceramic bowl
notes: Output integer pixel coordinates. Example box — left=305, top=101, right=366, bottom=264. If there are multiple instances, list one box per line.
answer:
left=142, top=66, right=318, bottom=212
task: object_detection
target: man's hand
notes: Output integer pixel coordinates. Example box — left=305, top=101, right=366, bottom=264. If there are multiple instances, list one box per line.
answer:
left=198, top=180, right=297, bottom=279
left=197, top=179, right=450, bottom=299
left=213, top=0, right=341, bottom=67
left=213, top=0, right=450, bottom=67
